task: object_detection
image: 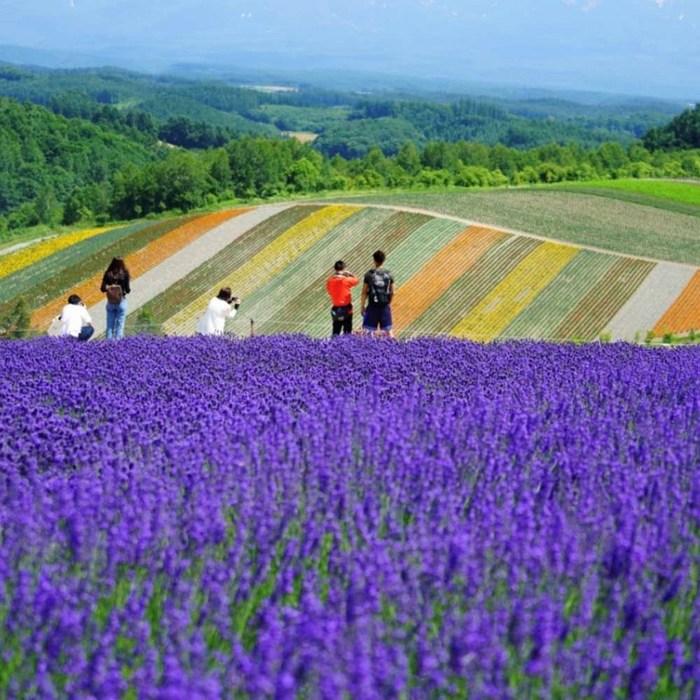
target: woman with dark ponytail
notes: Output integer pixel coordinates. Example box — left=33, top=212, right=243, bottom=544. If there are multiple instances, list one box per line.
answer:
left=100, top=257, right=131, bottom=339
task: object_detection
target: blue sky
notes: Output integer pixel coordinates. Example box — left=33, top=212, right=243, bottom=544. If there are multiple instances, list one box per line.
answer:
left=0, top=0, right=697, bottom=99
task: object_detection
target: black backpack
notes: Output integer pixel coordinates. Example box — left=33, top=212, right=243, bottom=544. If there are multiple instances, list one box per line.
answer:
left=368, top=268, right=392, bottom=306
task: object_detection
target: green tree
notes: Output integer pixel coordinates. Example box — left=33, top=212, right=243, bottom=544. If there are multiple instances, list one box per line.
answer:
left=422, top=141, right=455, bottom=170
left=395, top=141, right=422, bottom=176
left=111, top=163, right=148, bottom=219
left=286, top=157, right=321, bottom=193
left=643, top=104, right=700, bottom=150
left=34, top=187, right=61, bottom=225
left=538, top=162, right=566, bottom=183
left=153, top=150, right=210, bottom=212
left=488, top=144, right=518, bottom=178
left=228, top=136, right=293, bottom=198
left=205, top=148, right=233, bottom=193
left=454, top=165, right=491, bottom=187
left=593, top=142, right=629, bottom=174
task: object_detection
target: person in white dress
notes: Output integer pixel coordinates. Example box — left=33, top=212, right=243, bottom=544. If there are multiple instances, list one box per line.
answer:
left=197, top=287, right=241, bottom=336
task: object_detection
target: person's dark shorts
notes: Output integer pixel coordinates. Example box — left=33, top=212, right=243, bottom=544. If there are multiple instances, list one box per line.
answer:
left=363, top=304, right=392, bottom=331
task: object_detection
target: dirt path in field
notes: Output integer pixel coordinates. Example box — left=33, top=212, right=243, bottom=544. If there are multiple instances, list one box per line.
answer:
left=87, top=204, right=293, bottom=337
left=0, top=235, right=57, bottom=257
left=604, top=264, right=697, bottom=340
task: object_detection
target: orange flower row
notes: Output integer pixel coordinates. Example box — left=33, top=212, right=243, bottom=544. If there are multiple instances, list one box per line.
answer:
left=391, top=226, right=504, bottom=334
left=653, top=270, right=700, bottom=336
left=31, top=209, right=246, bottom=330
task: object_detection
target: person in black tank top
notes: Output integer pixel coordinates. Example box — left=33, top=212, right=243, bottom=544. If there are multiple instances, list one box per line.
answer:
left=361, top=249, right=395, bottom=338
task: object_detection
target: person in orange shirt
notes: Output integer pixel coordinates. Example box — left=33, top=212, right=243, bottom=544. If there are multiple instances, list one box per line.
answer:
left=326, top=260, right=359, bottom=336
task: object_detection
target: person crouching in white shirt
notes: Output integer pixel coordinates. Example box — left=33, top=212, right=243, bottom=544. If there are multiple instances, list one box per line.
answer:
left=197, top=287, right=241, bottom=336
left=59, top=294, right=94, bottom=341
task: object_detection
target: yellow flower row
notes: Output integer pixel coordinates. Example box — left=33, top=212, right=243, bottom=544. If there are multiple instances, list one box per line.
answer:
left=451, top=241, right=579, bottom=341
left=0, top=226, right=113, bottom=280
left=163, top=205, right=360, bottom=335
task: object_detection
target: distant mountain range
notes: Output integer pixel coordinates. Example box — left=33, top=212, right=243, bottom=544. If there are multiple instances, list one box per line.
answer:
left=0, top=0, right=698, bottom=100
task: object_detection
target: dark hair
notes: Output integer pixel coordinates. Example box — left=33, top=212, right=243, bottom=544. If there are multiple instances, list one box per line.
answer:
left=67, top=294, right=81, bottom=305
left=217, top=287, right=233, bottom=302
left=106, top=257, right=129, bottom=279
left=373, top=250, right=386, bottom=265
left=334, top=260, right=346, bottom=271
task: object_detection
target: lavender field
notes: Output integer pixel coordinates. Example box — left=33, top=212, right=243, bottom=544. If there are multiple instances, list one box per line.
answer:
left=1, top=336, right=699, bottom=699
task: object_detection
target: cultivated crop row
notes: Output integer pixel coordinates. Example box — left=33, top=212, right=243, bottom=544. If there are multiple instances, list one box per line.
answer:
left=0, top=225, right=112, bottom=280
left=276, top=214, right=464, bottom=337
left=502, top=250, right=620, bottom=340
left=345, top=190, right=700, bottom=265
left=130, top=205, right=321, bottom=331
left=30, top=210, right=241, bottom=331
left=407, top=236, right=541, bottom=336
left=0, top=221, right=154, bottom=306
left=267, top=211, right=433, bottom=337
left=602, top=263, right=696, bottom=341
left=5, top=199, right=698, bottom=341
left=450, top=242, right=579, bottom=341
left=163, top=205, right=360, bottom=335
left=553, top=259, right=655, bottom=340
left=242, top=207, right=397, bottom=334
left=391, top=226, right=504, bottom=335
left=653, top=270, right=700, bottom=336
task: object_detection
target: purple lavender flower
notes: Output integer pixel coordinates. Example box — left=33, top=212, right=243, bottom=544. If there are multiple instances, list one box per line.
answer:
left=0, top=336, right=697, bottom=697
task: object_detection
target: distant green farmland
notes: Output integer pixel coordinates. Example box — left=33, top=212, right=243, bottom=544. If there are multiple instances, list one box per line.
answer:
left=563, top=179, right=700, bottom=206
left=553, top=178, right=700, bottom=216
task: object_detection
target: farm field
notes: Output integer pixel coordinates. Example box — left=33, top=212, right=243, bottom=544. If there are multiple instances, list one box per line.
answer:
left=341, top=185, right=700, bottom=265
left=2, top=186, right=699, bottom=341
left=1, top=335, right=698, bottom=697
left=559, top=179, right=700, bottom=209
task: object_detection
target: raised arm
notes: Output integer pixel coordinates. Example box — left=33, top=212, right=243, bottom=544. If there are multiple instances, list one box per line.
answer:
left=228, top=297, right=241, bottom=319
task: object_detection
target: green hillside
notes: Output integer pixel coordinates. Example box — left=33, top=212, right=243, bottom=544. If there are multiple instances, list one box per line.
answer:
left=339, top=183, right=700, bottom=265
left=0, top=97, right=161, bottom=227
left=0, top=63, right=683, bottom=154
left=555, top=179, right=700, bottom=214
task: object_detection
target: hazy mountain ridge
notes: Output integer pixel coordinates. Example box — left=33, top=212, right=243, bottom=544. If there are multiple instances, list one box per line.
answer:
left=0, top=0, right=697, bottom=99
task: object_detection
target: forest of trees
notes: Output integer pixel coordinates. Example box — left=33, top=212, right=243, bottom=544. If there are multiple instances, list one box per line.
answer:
left=0, top=63, right=680, bottom=149
left=0, top=64, right=697, bottom=235
left=643, top=104, right=700, bottom=151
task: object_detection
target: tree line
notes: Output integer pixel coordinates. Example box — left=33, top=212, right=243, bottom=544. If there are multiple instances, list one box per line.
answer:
left=643, top=103, right=700, bottom=151
left=0, top=96, right=698, bottom=234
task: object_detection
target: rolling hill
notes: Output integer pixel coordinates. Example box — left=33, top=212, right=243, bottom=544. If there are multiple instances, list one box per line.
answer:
left=1, top=186, right=698, bottom=342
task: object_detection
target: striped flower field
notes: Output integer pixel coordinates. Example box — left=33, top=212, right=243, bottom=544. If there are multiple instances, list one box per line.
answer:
left=1, top=200, right=699, bottom=341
